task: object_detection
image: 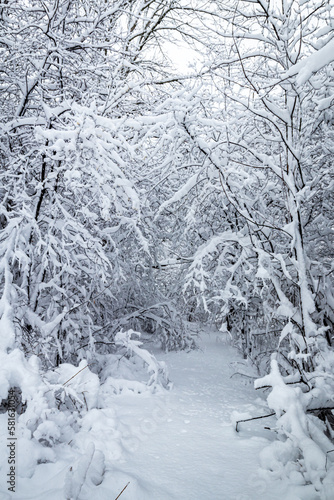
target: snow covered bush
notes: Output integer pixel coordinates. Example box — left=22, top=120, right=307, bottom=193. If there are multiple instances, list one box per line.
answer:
left=256, top=356, right=334, bottom=498
left=0, top=327, right=170, bottom=491
left=98, top=329, right=171, bottom=394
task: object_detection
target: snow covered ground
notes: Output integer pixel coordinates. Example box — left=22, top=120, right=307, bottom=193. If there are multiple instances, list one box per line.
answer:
left=118, top=334, right=285, bottom=500
left=0, top=331, right=306, bottom=499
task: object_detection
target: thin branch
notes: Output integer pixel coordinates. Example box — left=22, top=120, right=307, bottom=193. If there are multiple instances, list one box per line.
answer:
left=236, top=407, right=334, bottom=432
left=63, top=364, right=92, bottom=386
left=114, top=482, right=130, bottom=500
left=236, top=412, right=275, bottom=432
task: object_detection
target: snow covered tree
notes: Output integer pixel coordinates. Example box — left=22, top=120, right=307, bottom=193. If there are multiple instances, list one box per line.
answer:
left=0, top=0, right=202, bottom=365
left=154, top=0, right=334, bottom=366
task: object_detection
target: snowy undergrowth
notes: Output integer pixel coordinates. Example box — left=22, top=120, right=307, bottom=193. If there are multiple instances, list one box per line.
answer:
left=255, top=353, right=334, bottom=500
left=0, top=329, right=170, bottom=499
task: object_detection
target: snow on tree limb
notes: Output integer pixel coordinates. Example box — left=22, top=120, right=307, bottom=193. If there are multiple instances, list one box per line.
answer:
left=283, top=38, right=334, bottom=86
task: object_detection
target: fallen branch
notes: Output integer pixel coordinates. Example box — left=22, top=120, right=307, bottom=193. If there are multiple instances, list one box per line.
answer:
left=255, top=378, right=309, bottom=390
left=235, top=412, right=275, bottom=432
left=236, top=407, right=334, bottom=432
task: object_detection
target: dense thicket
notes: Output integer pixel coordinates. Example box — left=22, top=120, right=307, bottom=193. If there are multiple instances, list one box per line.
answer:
left=153, top=0, right=334, bottom=369
left=0, top=0, right=200, bottom=366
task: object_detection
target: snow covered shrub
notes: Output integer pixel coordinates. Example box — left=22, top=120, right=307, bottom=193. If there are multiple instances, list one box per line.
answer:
left=46, top=360, right=100, bottom=412
left=256, top=355, right=334, bottom=498
left=98, top=329, right=171, bottom=396
left=102, top=284, right=196, bottom=353
left=142, top=304, right=196, bottom=352
left=0, top=324, right=170, bottom=486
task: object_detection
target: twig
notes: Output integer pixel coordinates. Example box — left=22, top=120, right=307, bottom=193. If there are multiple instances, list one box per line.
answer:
left=75, top=341, right=115, bottom=352
left=82, top=391, right=88, bottom=412
left=236, top=413, right=275, bottom=432
left=307, top=406, right=334, bottom=415
left=255, top=378, right=309, bottom=390
left=63, top=364, right=92, bottom=386
left=114, top=482, right=130, bottom=500
left=230, top=372, right=257, bottom=380
left=236, top=407, right=334, bottom=432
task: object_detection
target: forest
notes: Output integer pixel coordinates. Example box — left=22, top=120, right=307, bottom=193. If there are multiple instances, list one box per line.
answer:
left=0, top=0, right=333, bottom=498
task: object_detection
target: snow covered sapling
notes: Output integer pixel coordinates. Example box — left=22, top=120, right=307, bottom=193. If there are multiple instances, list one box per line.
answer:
left=114, top=329, right=170, bottom=390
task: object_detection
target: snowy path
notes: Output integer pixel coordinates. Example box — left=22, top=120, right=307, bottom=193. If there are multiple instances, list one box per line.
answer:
left=1, top=332, right=290, bottom=499
left=111, top=334, right=286, bottom=500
